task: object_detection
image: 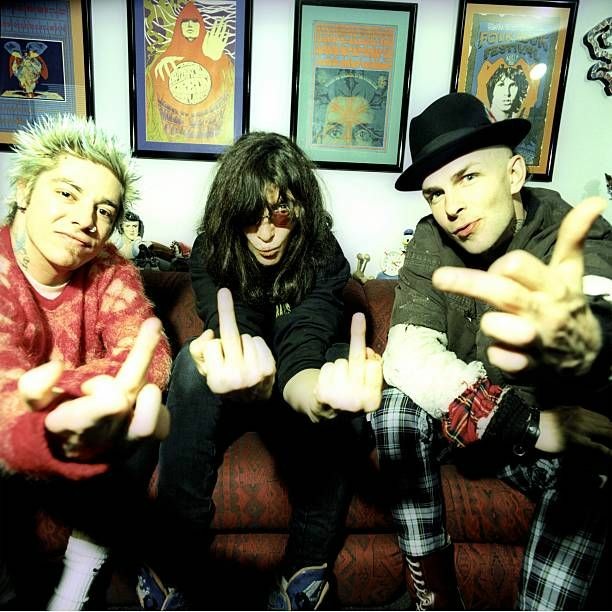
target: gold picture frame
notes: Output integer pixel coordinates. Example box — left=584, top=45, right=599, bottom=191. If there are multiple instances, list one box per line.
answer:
left=0, top=0, right=93, bottom=149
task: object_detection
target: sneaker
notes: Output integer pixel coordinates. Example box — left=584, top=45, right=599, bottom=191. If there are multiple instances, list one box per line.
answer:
left=267, top=564, right=330, bottom=610
left=136, top=565, right=186, bottom=611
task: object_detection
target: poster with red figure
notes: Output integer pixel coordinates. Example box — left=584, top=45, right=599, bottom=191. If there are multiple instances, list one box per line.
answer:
left=128, top=0, right=252, bottom=159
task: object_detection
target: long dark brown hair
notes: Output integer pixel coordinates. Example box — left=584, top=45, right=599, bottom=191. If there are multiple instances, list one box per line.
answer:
left=196, top=132, right=334, bottom=305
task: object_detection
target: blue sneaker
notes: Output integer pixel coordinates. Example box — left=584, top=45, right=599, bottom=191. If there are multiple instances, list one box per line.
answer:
left=267, top=564, right=330, bottom=610
left=136, top=566, right=186, bottom=611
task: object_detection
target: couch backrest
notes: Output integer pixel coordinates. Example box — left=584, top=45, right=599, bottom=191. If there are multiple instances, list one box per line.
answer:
left=141, top=270, right=203, bottom=355
left=141, top=270, right=397, bottom=357
left=343, top=278, right=397, bottom=355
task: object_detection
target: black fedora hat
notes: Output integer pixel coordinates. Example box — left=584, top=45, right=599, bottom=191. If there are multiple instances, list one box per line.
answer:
left=395, top=92, right=530, bottom=192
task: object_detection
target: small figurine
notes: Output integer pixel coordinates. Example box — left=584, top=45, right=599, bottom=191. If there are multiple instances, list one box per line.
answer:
left=112, top=211, right=191, bottom=271
left=353, top=252, right=374, bottom=284
left=377, top=228, right=414, bottom=280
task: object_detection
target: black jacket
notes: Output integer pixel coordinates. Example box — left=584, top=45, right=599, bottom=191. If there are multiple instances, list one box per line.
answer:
left=189, top=232, right=350, bottom=394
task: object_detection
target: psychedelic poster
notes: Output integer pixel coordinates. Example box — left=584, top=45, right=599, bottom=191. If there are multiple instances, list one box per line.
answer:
left=130, top=0, right=251, bottom=159
left=455, top=2, right=576, bottom=178
left=0, top=0, right=91, bottom=148
left=310, top=22, right=393, bottom=152
left=292, top=2, right=416, bottom=171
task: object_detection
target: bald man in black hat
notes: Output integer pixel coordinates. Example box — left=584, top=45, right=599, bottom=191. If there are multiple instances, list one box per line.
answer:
left=371, top=92, right=612, bottom=610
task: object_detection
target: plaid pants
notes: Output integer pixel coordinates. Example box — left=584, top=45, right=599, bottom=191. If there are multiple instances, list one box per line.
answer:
left=371, top=387, right=610, bottom=610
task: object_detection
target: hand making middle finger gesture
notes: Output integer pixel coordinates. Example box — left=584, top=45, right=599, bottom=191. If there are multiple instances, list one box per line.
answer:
left=315, top=312, right=383, bottom=413
left=432, top=197, right=607, bottom=375
left=189, top=288, right=276, bottom=399
left=20, top=317, right=169, bottom=462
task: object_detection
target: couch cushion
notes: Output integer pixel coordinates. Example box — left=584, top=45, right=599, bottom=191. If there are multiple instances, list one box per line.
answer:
left=211, top=432, right=394, bottom=531
left=442, top=465, right=534, bottom=544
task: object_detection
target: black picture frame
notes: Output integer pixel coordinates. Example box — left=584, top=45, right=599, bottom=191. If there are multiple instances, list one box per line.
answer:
left=291, top=0, right=417, bottom=172
left=127, top=0, right=252, bottom=160
left=451, top=0, right=578, bottom=181
left=0, top=0, right=94, bottom=150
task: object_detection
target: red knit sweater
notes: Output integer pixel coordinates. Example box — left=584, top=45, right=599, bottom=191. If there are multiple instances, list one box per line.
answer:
left=0, top=226, right=171, bottom=479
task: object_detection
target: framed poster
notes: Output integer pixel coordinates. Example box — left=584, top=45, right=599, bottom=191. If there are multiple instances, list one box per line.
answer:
left=0, top=0, right=93, bottom=150
left=452, top=0, right=578, bottom=180
left=128, top=0, right=252, bottom=160
left=291, top=0, right=417, bottom=171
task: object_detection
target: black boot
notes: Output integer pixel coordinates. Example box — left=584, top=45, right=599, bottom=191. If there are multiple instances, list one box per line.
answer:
left=405, top=544, right=464, bottom=610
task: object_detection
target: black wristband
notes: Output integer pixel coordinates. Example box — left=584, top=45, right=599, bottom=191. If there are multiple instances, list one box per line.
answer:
left=512, top=409, right=541, bottom=457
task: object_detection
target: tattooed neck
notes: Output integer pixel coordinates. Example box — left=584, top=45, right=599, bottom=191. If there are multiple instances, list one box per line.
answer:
left=11, top=227, right=30, bottom=270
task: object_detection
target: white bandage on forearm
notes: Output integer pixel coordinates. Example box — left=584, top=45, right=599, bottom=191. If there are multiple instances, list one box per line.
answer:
left=383, top=324, right=487, bottom=419
left=583, top=275, right=612, bottom=302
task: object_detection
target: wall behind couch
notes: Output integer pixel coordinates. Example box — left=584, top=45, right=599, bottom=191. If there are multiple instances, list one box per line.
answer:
left=0, top=0, right=610, bottom=275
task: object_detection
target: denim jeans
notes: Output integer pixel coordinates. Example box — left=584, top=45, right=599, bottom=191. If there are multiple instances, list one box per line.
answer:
left=154, top=341, right=372, bottom=594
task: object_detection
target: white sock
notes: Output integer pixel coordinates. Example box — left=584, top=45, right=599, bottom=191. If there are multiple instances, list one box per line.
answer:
left=47, top=531, right=110, bottom=611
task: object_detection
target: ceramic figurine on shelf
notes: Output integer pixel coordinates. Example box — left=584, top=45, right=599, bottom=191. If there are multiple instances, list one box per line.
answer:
left=352, top=252, right=373, bottom=284
left=377, top=228, right=414, bottom=280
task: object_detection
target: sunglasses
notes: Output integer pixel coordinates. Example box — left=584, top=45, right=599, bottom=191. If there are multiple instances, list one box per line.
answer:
left=258, top=199, right=295, bottom=228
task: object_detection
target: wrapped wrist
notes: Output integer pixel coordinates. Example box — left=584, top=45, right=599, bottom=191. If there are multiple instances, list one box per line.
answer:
left=511, top=408, right=540, bottom=457
left=481, top=388, right=539, bottom=457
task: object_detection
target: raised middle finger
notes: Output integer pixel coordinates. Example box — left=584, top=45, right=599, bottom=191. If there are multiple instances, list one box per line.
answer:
left=217, top=288, right=243, bottom=363
left=348, top=312, right=367, bottom=380
left=115, top=317, right=162, bottom=395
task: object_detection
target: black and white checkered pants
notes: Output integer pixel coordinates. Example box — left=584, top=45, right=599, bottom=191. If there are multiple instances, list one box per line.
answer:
left=370, top=387, right=610, bottom=610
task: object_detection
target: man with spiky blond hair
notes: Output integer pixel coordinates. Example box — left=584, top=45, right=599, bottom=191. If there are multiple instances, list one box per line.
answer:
left=0, top=114, right=171, bottom=609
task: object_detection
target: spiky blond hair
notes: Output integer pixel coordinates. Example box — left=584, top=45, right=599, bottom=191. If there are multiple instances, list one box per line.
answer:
left=5, top=114, right=138, bottom=228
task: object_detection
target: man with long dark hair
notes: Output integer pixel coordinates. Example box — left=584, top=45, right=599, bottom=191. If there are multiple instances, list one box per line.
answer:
left=137, top=132, right=382, bottom=610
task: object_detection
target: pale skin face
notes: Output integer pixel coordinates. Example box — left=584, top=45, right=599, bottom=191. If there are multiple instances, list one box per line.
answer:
left=433, top=197, right=611, bottom=456
left=122, top=220, right=141, bottom=241
left=321, top=96, right=375, bottom=146
left=422, top=146, right=526, bottom=256
left=243, top=184, right=294, bottom=266
left=11, top=154, right=122, bottom=285
left=490, top=76, right=518, bottom=119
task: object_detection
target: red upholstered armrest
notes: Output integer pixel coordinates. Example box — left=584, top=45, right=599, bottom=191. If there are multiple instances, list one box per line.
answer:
left=343, top=279, right=397, bottom=356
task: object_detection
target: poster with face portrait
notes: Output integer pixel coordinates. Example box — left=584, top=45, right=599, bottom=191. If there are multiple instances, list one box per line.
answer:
left=128, top=0, right=252, bottom=159
left=452, top=1, right=578, bottom=180
left=291, top=1, right=417, bottom=171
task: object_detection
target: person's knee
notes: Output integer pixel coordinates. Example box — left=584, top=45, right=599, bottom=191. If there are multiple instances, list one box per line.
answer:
left=166, top=341, right=213, bottom=408
left=371, top=388, right=430, bottom=436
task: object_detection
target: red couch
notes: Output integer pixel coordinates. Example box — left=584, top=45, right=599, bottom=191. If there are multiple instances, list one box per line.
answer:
left=32, top=271, right=537, bottom=610
left=138, top=271, right=536, bottom=610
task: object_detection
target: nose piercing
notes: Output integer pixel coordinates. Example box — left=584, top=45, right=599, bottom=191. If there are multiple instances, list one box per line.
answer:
left=86, top=225, right=97, bottom=234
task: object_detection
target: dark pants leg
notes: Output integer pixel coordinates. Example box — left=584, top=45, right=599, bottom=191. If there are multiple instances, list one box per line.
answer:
left=156, top=341, right=373, bottom=588
left=154, top=342, right=252, bottom=592
left=263, top=408, right=369, bottom=578
left=0, top=477, right=17, bottom=609
left=0, top=438, right=159, bottom=609
left=269, top=343, right=374, bottom=577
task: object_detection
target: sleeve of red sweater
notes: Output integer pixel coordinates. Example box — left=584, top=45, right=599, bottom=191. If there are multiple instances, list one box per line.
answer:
left=54, top=253, right=172, bottom=397
left=0, top=245, right=171, bottom=479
